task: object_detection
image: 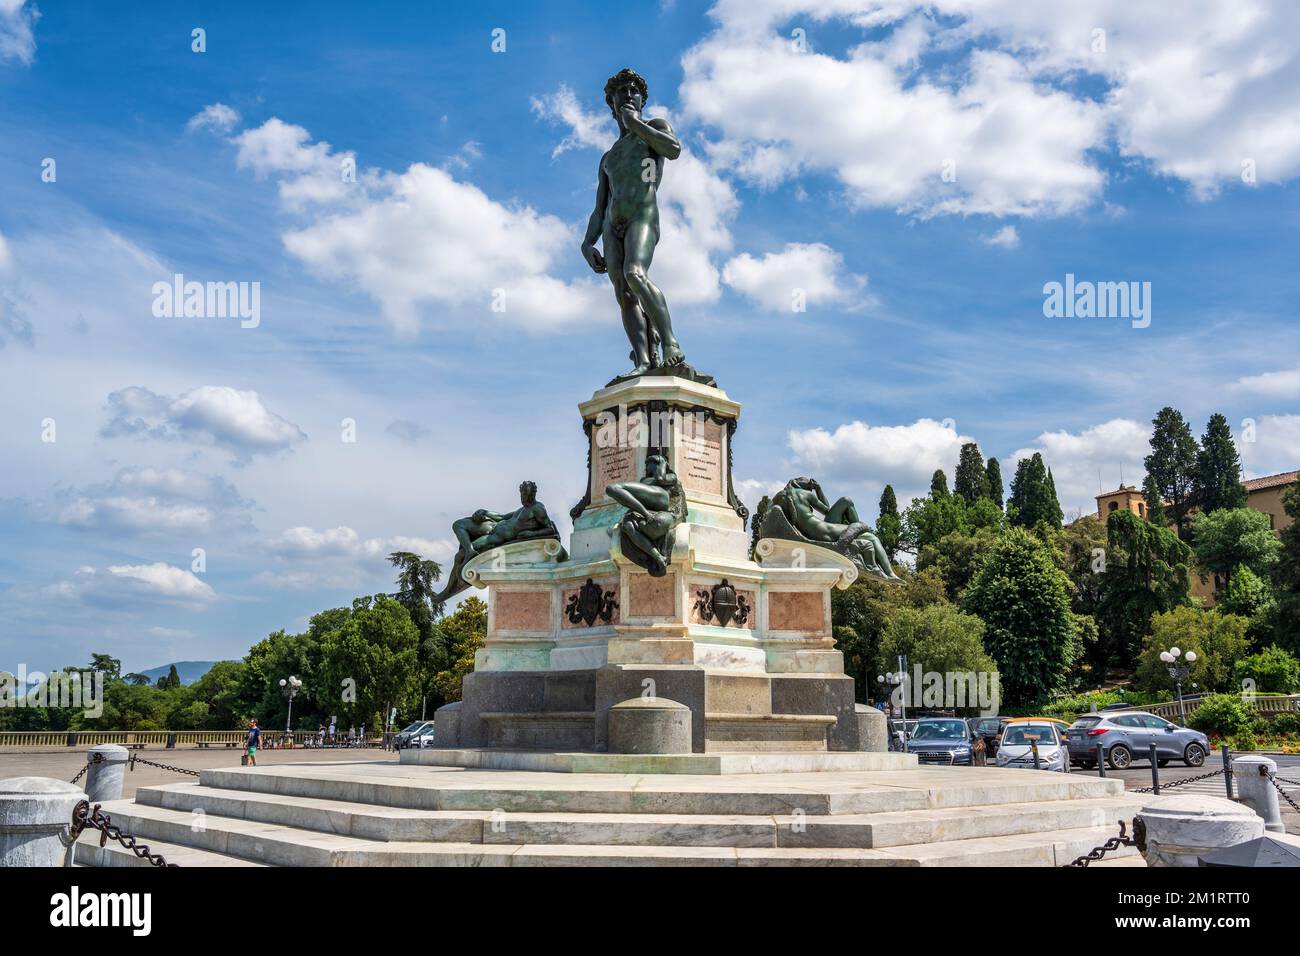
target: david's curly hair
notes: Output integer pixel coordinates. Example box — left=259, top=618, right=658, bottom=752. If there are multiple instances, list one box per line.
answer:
left=604, top=68, right=648, bottom=118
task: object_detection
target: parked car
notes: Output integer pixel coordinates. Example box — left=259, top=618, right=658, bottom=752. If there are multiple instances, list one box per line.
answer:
left=887, top=718, right=919, bottom=751
left=1066, top=711, right=1210, bottom=770
left=906, top=717, right=975, bottom=765
left=392, top=720, right=435, bottom=750
left=995, top=721, right=1069, bottom=772
left=412, top=723, right=439, bottom=748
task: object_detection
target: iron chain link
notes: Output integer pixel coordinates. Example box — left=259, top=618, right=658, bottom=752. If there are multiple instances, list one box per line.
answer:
left=69, top=800, right=177, bottom=867
left=1063, top=818, right=1142, bottom=867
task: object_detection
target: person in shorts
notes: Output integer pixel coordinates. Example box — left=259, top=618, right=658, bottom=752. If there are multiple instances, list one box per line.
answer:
left=246, top=719, right=261, bottom=766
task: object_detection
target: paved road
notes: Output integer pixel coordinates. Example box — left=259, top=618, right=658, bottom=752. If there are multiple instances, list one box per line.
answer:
left=0, top=746, right=399, bottom=799
left=1093, top=753, right=1300, bottom=835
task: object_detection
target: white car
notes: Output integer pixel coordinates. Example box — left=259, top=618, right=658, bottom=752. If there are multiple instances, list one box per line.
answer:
left=995, top=722, right=1069, bottom=773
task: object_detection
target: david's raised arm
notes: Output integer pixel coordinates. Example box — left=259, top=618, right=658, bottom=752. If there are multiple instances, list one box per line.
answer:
left=622, top=110, right=681, bottom=160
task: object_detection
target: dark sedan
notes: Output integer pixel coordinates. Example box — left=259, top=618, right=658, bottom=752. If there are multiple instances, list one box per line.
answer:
left=907, top=718, right=975, bottom=766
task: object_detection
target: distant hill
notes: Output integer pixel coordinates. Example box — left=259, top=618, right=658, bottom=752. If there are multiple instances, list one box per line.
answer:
left=137, top=661, right=229, bottom=686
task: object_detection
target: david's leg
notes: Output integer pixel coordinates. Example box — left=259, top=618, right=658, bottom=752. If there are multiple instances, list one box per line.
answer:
left=623, top=220, right=683, bottom=365
left=607, top=233, right=651, bottom=372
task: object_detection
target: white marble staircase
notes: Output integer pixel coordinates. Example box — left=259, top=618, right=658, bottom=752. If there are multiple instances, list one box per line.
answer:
left=74, top=760, right=1147, bottom=867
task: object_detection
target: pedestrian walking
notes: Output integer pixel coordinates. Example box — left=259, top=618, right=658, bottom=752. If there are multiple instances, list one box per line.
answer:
left=246, top=719, right=261, bottom=766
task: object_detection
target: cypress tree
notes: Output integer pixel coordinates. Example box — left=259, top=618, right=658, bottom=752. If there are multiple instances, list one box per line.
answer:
left=1045, top=467, right=1064, bottom=527
left=1196, top=413, right=1248, bottom=514
left=954, top=442, right=990, bottom=506
left=1144, top=406, right=1200, bottom=538
left=930, top=469, right=950, bottom=499
left=986, top=457, right=1004, bottom=509
left=876, top=485, right=901, bottom=561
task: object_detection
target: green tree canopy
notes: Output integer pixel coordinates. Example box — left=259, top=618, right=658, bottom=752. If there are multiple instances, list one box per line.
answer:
left=930, top=469, right=950, bottom=499
left=1195, top=413, right=1247, bottom=515
left=1008, top=453, right=1062, bottom=529
left=961, top=528, right=1079, bottom=706
left=1144, top=406, right=1200, bottom=538
left=986, top=457, right=1004, bottom=510
left=954, top=442, right=990, bottom=506
left=875, top=485, right=901, bottom=561
left=831, top=568, right=948, bottom=700
left=877, top=605, right=998, bottom=712
left=1134, top=607, right=1249, bottom=695
left=1094, top=509, right=1192, bottom=664
left=1191, top=506, right=1282, bottom=585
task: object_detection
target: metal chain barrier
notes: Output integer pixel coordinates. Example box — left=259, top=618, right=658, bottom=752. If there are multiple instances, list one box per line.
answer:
left=1130, top=766, right=1226, bottom=794
left=1063, top=817, right=1144, bottom=867
left=68, top=799, right=177, bottom=867
left=1266, top=770, right=1300, bottom=814
left=69, top=750, right=103, bottom=785
left=128, top=753, right=201, bottom=777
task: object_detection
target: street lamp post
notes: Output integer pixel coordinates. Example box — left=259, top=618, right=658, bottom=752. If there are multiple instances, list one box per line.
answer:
left=876, top=662, right=909, bottom=752
left=279, top=676, right=302, bottom=737
left=1158, top=647, right=1197, bottom=724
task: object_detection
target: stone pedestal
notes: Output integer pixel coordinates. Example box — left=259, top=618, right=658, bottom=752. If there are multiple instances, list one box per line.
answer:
left=437, top=374, right=866, bottom=756
left=1232, top=754, right=1285, bottom=833
left=608, top=697, right=692, bottom=754
left=1137, top=795, right=1265, bottom=867
left=85, top=744, right=128, bottom=805
left=0, top=777, right=84, bottom=868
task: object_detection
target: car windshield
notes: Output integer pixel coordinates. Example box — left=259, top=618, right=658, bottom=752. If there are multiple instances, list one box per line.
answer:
left=912, top=720, right=967, bottom=740
left=974, top=719, right=1001, bottom=732
left=399, top=722, right=425, bottom=734
left=1003, top=725, right=1059, bottom=746
left=1070, top=716, right=1101, bottom=730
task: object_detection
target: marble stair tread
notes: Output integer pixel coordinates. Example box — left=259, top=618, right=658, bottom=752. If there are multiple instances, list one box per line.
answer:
left=197, top=764, right=1125, bottom=816
left=129, top=782, right=1142, bottom=851
left=72, top=828, right=270, bottom=867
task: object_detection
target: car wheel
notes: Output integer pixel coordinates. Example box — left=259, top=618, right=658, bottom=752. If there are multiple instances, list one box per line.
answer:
left=1184, top=743, right=1206, bottom=767
left=1107, top=744, right=1133, bottom=770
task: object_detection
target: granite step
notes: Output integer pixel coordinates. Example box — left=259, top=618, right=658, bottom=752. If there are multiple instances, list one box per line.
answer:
left=199, top=765, right=1125, bottom=817
left=71, top=799, right=1141, bottom=866
left=134, top=781, right=1141, bottom=850
left=72, top=828, right=269, bottom=867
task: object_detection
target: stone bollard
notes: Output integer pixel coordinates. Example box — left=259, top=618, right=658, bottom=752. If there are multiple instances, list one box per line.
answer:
left=608, top=698, right=691, bottom=755
left=85, top=744, right=129, bottom=805
left=1232, top=754, right=1285, bottom=834
left=0, top=777, right=86, bottom=867
left=1137, top=794, right=1264, bottom=867
left=854, top=704, right=887, bottom=752
left=432, top=701, right=461, bottom=748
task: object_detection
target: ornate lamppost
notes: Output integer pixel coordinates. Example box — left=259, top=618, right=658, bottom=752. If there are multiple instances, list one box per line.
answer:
left=279, top=675, right=302, bottom=737
left=877, top=658, right=909, bottom=751
left=1158, top=647, right=1197, bottom=724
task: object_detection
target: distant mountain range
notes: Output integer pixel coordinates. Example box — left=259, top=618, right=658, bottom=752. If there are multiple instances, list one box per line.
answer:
left=136, top=660, right=228, bottom=686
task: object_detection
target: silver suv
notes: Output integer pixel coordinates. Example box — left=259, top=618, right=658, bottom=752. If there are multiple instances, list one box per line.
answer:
left=1066, top=711, right=1210, bottom=770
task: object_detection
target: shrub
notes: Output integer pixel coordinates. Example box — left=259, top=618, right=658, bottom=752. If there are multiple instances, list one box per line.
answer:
left=1232, top=646, right=1300, bottom=695
left=1269, top=711, right=1300, bottom=736
left=1188, top=693, right=1254, bottom=737
left=1227, top=731, right=1257, bottom=752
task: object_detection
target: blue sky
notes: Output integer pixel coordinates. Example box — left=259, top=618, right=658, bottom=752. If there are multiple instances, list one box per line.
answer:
left=2, top=0, right=1298, bottom=674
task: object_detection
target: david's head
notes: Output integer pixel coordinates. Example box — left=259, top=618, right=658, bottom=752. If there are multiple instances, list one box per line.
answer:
left=519, top=481, right=537, bottom=505
left=604, top=68, right=647, bottom=120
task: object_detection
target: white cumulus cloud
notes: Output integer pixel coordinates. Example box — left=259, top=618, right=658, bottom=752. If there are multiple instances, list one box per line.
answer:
left=722, top=242, right=866, bottom=313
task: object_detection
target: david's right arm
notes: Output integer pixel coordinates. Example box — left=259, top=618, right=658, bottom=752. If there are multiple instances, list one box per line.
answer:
left=581, top=164, right=609, bottom=273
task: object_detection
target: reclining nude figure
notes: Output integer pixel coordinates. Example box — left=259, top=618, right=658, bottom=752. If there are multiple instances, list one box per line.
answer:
left=760, top=477, right=901, bottom=582
left=606, top=451, right=686, bottom=577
